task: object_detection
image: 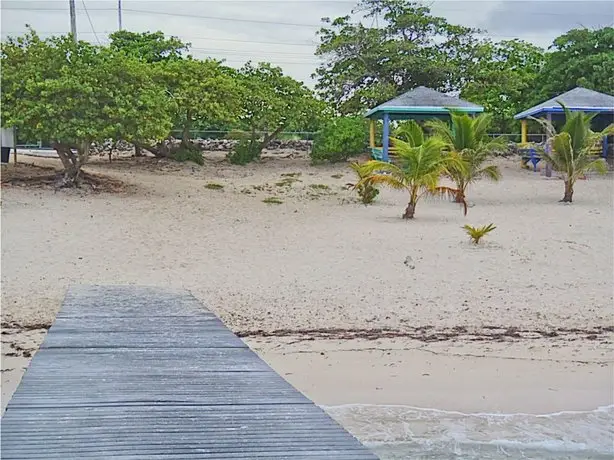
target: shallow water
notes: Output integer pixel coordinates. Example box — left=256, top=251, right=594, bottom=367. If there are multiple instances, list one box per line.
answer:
left=324, top=404, right=614, bottom=460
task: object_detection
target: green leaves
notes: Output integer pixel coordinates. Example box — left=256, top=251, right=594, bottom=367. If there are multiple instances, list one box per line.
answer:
left=426, top=112, right=503, bottom=204
left=460, top=39, right=545, bottom=132
left=356, top=135, right=464, bottom=218
left=109, top=30, right=189, bottom=63
left=535, top=27, right=614, bottom=100
left=394, top=120, right=424, bottom=147
left=539, top=103, right=611, bottom=201
left=463, top=223, right=496, bottom=244
left=232, top=62, right=324, bottom=161
left=314, top=0, right=479, bottom=114
left=311, top=116, right=368, bottom=163
left=1, top=28, right=172, bottom=178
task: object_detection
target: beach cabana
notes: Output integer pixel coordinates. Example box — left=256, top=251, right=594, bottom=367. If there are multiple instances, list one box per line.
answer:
left=514, top=87, right=614, bottom=158
left=364, top=86, right=484, bottom=161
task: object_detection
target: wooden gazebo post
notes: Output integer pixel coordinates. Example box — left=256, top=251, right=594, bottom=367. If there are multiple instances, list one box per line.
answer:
left=382, top=113, right=390, bottom=162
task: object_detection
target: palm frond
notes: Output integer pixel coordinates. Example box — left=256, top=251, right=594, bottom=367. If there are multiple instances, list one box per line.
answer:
left=357, top=160, right=404, bottom=177
left=360, top=173, right=408, bottom=191
left=582, top=158, right=608, bottom=176
left=479, top=164, right=502, bottom=181
left=394, top=120, right=424, bottom=147
left=428, top=186, right=468, bottom=215
left=425, top=118, right=455, bottom=145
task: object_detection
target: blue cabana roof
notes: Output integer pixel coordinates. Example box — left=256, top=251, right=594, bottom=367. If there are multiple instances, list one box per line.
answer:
left=514, top=87, right=614, bottom=120
left=365, top=86, right=484, bottom=119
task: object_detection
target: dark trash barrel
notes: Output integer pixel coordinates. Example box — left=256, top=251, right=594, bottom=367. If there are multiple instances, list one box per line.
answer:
left=1, top=147, right=10, bottom=163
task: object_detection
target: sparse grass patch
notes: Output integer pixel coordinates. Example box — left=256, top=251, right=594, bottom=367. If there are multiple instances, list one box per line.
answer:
left=309, top=183, right=330, bottom=190
left=281, top=172, right=302, bottom=177
left=263, top=197, right=283, bottom=205
left=331, top=174, right=343, bottom=179
left=204, top=183, right=224, bottom=190
left=275, top=177, right=302, bottom=187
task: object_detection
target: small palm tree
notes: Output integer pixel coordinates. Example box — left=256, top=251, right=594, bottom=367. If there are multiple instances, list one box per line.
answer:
left=427, top=112, right=505, bottom=204
left=356, top=137, right=465, bottom=219
left=535, top=104, right=613, bottom=202
left=464, top=223, right=496, bottom=244
left=349, top=162, right=379, bottom=204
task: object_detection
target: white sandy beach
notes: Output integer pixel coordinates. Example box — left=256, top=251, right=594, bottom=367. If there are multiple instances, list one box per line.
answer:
left=1, top=154, right=613, bottom=457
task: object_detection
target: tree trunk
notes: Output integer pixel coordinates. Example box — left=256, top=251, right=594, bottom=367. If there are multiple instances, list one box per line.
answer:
left=261, top=125, right=284, bottom=150
left=403, top=201, right=416, bottom=219
left=454, top=190, right=465, bottom=203
left=561, top=180, right=574, bottom=202
left=134, top=144, right=143, bottom=157
left=138, top=141, right=172, bottom=158
left=53, top=142, right=81, bottom=187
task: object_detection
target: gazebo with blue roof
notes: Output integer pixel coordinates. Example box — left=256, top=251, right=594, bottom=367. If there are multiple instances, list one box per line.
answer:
left=515, top=86, right=614, bottom=158
left=365, top=86, right=484, bottom=161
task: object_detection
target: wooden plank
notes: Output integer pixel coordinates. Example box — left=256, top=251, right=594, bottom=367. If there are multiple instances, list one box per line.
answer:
left=1, top=285, right=377, bottom=459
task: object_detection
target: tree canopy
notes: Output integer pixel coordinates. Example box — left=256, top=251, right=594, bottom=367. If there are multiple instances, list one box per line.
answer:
left=314, top=0, right=479, bottom=114
left=109, top=30, right=189, bottom=62
left=315, top=0, right=612, bottom=127
left=460, top=40, right=545, bottom=132
left=235, top=62, right=325, bottom=152
left=1, top=30, right=172, bottom=183
left=535, top=27, right=614, bottom=100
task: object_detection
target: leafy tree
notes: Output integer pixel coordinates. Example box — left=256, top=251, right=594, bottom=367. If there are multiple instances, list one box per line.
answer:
left=427, top=112, right=505, bottom=205
left=1, top=30, right=172, bottom=185
left=156, top=58, right=240, bottom=150
left=311, top=116, right=367, bottom=163
left=460, top=39, right=545, bottom=132
left=109, top=30, right=189, bottom=62
left=356, top=137, right=464, bottom=218
left=231, top=62, right=324, bottom=164
left=536, top=104, right=613, bottom=202
left=314, top=0, right=480, bottom=114
left=536, top=27, right=614, bottom=101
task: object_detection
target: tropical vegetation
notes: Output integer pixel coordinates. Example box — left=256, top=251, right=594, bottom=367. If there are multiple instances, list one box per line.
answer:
left=1, top=0, right=612, bottom=189
left=355, top=138, right=465, bottom=219
left=536, top=104, right=613, bottom=202
left=426, top=112, right=505, bottom=205
left=464, top=224, right=497, bottom=245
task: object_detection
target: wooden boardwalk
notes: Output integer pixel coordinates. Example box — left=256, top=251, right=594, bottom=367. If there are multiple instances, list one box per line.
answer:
left=1, top=285, right=377, bottom=459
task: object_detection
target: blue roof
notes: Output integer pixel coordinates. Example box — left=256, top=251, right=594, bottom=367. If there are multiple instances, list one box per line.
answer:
left=514, top=87, right=614, bottom=119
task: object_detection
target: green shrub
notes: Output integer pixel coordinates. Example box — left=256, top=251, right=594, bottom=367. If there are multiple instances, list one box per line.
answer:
left=349, top=162, right=379, bottom=204
left=311, top=116, right=367, bottom=164
left=171, top=147, right=204, bottom=165
left=228, top=138, right=261, bottom=165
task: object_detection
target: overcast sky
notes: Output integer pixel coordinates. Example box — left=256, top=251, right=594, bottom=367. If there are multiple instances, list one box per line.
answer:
left=2, top=0, right=613, bottom=86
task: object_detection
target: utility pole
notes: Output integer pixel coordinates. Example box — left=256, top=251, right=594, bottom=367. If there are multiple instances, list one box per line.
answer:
left=118, top=0, right=123, bottom=31
left=69, top=0, right=77, bottom=42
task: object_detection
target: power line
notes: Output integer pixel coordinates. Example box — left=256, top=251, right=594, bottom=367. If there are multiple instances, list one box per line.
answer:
left=80, top=0, right=101, bottom=44
left=3, top=4, right=610, bottom=20
left=2, top=30, right=317, bottom=47
left=1, top=6, right=324, bottom=27
left=121, top=8, right=323, bottom=28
